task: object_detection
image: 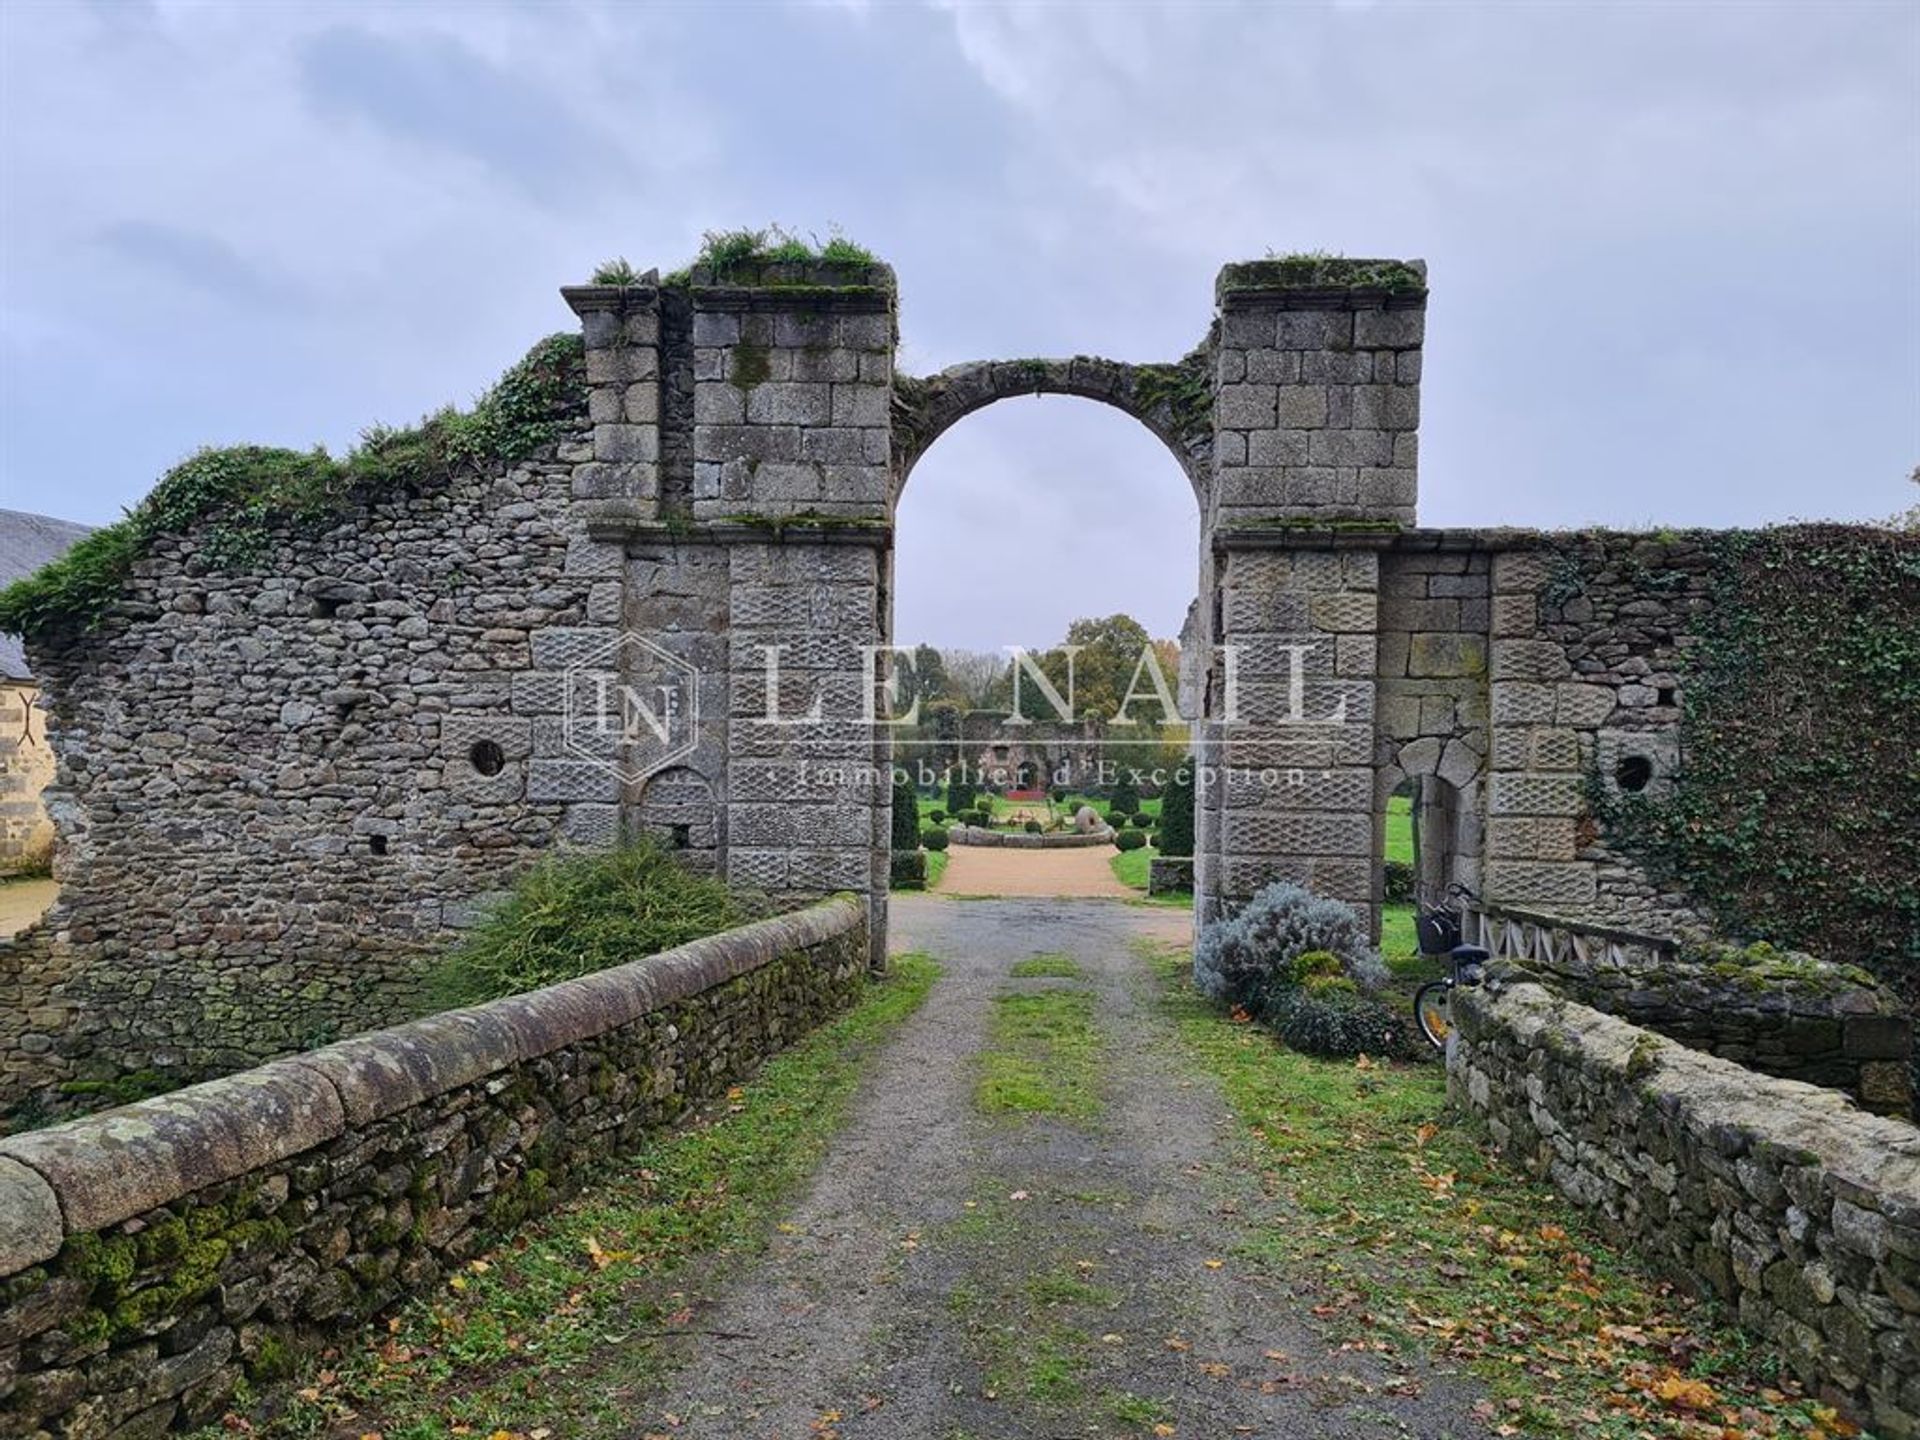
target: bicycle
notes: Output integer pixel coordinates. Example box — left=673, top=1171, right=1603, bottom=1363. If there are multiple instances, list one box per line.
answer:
left=1412, top=882, right=1490, bottom=1051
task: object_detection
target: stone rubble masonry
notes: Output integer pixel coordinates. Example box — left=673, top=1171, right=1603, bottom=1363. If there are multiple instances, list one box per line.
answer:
left=1468, top=904, right=1914, bottom=1115
left=0, top=897, right=866, bottom=1438
left=1450, top=981, right=1920, bottom=1439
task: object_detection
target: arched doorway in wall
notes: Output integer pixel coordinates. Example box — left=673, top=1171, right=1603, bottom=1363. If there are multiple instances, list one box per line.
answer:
left=1375, top=751, right=1484, bottom=963
left=887, top=368, right=1205, bottom=900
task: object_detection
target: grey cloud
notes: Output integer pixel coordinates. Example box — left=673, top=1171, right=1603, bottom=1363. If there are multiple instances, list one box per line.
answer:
left=297, top=25, right=636, bottom=202
left=93, top=221, right=302, bottom=306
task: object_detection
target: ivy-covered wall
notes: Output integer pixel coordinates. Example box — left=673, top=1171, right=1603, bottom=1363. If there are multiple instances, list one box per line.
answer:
left=1480, top=525, right=1919, bottom=1010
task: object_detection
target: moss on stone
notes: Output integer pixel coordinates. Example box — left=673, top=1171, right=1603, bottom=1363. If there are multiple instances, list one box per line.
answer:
left=730, top=341, right=771, bottom=390
left=1223, top=255, right=1426, bottom=293
left=0, top=333, right=587, bottom=640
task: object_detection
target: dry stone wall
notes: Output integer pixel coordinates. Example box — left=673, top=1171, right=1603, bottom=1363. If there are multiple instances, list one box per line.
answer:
left=1450, top=980, right=1920, bottom=1437
left=0, top=898, right=865, bottom=1438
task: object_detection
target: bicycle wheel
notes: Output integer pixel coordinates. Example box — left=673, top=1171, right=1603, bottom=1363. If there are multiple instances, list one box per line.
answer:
left=1414, top=981, right=1454, bottom=1051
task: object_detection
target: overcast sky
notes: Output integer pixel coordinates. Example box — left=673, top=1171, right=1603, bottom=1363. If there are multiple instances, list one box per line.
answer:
left=2, top=1, right=1915, bottom=650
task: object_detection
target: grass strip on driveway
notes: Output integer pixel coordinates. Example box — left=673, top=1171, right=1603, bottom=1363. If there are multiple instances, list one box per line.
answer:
left=976, top=986, right=1103, bottom=1121
left=1142, top=941, right=1849, bottom=1440
left=196, top=954, right=939, bottom=1440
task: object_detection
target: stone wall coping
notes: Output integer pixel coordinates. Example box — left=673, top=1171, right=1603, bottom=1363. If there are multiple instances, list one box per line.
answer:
left=1213, top=524, right=1408, bottom=552
left=561, top=284, right=662, bottom=316
left=582, top=505, right=893, bottom=548
left=1463, top=982, right=1920, bottom=1203
left=0, top=896, right=862, bottom=1272
left=688, top=284, right=893, bottom=314
left=1219, top=285, right=1428, bottom=313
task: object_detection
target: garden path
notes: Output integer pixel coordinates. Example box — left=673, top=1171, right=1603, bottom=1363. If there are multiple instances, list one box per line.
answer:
left=932, top=842, right=1137, bottom=898
left=624, top=896, right=1486, bottom=1439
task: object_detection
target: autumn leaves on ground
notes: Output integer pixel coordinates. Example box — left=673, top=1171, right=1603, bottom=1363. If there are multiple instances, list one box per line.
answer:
left=205, top=898, right=1848, bottom=1440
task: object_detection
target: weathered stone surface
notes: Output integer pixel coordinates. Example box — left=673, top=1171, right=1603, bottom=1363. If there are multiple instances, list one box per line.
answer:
left=0, top=901, right=866, bottom=1436
left=1452, top=983, right=1920, bottom=1436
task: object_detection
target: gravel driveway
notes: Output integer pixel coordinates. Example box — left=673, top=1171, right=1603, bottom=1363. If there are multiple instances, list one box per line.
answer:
left=627, top=895, right=1487, bottom=1439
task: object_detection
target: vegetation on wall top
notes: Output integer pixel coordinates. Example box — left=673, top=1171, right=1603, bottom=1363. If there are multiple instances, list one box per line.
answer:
left=1221, top=252, right=1426, bottom=293
left=654, top=226, right=878, bottom=287
left=1590, top=525, right=1920, bottom=1004
left=0, top=333, right=587, bottom=641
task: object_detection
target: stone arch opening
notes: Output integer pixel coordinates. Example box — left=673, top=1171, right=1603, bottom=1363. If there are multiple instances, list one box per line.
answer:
left=891, top=354, right=1214, bottom=507
left=886, top=375, right=1211, bottom=886
left=1377, top=744, right=1484, bottom=922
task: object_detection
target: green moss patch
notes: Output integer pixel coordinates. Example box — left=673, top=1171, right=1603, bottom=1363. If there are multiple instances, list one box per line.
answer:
left=1222, top=253, right=1426, bottom=293
left=0, top=334, right=586, bottom=641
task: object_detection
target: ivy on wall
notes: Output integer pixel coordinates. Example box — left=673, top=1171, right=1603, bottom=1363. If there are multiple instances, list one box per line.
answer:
left=1596, top=526, right=1920, bottom=1003
left=0, top=334, right=587, bottom=641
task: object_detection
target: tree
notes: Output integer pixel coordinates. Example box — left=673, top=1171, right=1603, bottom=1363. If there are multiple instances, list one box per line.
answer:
left=1109, top=771, right=1141, bottom=816
left=940, top=649, right=1007, bottom=709
left=1158, top=759, right=1196, bottom=857
left=907, top=644, right=951, bottom=710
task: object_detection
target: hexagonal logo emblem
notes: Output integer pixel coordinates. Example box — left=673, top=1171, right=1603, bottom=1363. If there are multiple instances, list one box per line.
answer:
left=562, top=631, right=700, bottom=785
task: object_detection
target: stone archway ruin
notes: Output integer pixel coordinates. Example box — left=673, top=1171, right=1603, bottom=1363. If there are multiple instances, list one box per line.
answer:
left=8, top=250, right=1593, bottom=1100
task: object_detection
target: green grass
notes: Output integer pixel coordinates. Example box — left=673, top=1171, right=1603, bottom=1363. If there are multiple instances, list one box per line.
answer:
left=1108, top=843, right=1156, bottom=891
left=1010, top=953, right=1082, bottom=979
left=1385, top=792, right=1412, bottom=864
left=975, top=989, right=1103, bottom=1121
left=199, top=956, right=939, bottom=1439
left=1143, top=941, right=1838, bottom=1440
left=924, top=847, right=949, bottom=890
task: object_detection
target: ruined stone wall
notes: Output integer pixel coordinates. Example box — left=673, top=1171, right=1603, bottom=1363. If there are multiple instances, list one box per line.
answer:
left=1449, top=980, right=1920, bottom=1436
left=0, top=681, right=54, bottom=875
left=1487, top=532, right=1717, bottom=931
left=2, top=444, right=606, bottom=1112
left=0, top=898, right=865, bottom=1438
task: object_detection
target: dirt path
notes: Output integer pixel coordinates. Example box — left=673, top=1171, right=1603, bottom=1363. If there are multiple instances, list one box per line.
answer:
left=934, top=842, right=1136, bottom=898
left=625, top=897, right=1486, bottom=1438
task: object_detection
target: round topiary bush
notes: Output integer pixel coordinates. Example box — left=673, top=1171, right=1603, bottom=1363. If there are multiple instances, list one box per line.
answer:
left=928, top=808, right=946, bottom=824
left=1114, top=829, right=1147, bottom=852
left=1132, top=813, right=1154, bottom=829
left=1109, top=773, right=1141, bottom=817
left=921, top=828, right=951, bottom=852
left=1024, top=819, right=1043, bottom=833
left=1383, top=859, right=1416, bottom=904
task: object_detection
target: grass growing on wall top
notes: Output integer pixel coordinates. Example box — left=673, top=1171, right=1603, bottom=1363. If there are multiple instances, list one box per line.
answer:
left=423, top=840, right=747, bottom=1009
left=0, top=333, right=587, bottom=640
left=658, top=225, right=877, bottom=285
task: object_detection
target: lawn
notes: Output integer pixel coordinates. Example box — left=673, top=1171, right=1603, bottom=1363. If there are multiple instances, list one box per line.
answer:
left=1385, top=790, right=1412, bottom=864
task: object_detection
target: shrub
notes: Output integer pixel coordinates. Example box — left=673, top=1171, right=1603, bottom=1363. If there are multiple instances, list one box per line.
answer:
left=1049, top=787, right=1067, bottom=805
left=971, top=807, right=992, bottom=828
left=891, top=771, right=920, bottom=850
left=1269, top=989, right=1414, bottom=1059
left=890, top=849, right=928, bottom=890
left=1383, top=859, right=1416, bottom=904
left=423, top=840, right=742, bottom=1009
left=1158, top=761, right=1196, bottom=857
left=1109, top=773, right=1141, bottom=816
left=1115, top=830, right=1147, bottom=852
left=1024, top=819, right=1043, bottom=833
left=928, top=808, right=947, bottom=824
left=922, top=828, right=951, bottom=852
left=1192, top=882, right=1386, bottom=1015
left=1131, top=812, right=1154, bottom=829
left=946, top=778, right=976, bottom=815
